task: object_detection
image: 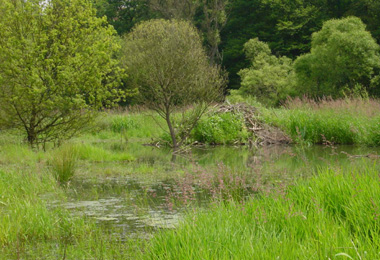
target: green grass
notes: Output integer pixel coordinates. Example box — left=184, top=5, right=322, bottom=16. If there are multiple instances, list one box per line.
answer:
left=261, top=98, right=380, bottom=145
left=0, top=104, right=378, bottom=259
left=94, top=111, right=166, bottom=142
left=49, top=144, right=78, bottom=184
left=74, top=143, right=134, bottom=162
left=0, top=150, right=141, bottom=259
left=0, top=168, right=91, bottom=256
left=142, top=163, right=380, bottom=259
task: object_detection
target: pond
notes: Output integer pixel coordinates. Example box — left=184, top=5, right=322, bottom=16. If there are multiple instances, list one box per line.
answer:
left=58, top=143, right=380, bottom=239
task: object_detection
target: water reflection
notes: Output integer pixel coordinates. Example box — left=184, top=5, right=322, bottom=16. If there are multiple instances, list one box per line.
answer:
left=62, top=143, right=379, bottom=238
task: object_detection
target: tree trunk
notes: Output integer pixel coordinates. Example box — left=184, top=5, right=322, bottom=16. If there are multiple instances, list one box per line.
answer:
left=27, top=126, right=36, bottom=148
left=27, top=111, right=37, bottom=147
left=165, top=111, right=178, bottom=149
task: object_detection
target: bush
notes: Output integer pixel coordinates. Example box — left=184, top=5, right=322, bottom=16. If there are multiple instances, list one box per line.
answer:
left=191, top=113, right=248, bottom=144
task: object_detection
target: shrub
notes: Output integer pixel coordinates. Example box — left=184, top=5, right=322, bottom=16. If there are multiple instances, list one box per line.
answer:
left=192, top=113, right=248, bottom=144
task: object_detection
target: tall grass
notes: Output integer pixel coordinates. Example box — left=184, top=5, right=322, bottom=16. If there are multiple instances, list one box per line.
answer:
left=0, top=160, right=140, bottom=259
left=142, top=163, right=380, bottom=259
left=262, top=97, right=380, bottom=145
left=0, top=169, right=88, bottom=246
left=94, top=111, right=165, bottom=141
left=49, top=144, right=78, bottom=184
left=74, top=143, right=134, bottom=162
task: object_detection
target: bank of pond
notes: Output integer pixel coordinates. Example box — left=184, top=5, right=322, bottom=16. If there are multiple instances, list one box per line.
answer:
left=103, top=98, right=380, bottom=147
left=0, top=98, right=379, bottom=259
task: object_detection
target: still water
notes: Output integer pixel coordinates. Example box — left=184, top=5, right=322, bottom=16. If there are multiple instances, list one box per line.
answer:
left=60, top=143, right=379, bottom=238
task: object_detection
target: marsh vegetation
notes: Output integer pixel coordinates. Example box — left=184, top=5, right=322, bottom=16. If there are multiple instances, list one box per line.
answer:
left=0, top=0, right=380, bottom=259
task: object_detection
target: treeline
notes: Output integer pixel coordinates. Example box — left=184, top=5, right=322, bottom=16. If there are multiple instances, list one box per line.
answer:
left=1, top=0, right=379, bottom=147
left=92, top=0, right=380, bottom=94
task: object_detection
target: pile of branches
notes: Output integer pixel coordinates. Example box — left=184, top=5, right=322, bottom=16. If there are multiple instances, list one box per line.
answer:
left=216, top=103, right=291, bottom=146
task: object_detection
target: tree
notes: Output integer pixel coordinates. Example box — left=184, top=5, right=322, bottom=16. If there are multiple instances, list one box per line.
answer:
left=294, top=17, right=380, bottom=97
left=121, top=19, right=225, bottom=149
left=149, top=0, right=199, bottom=20
left=197, top=0, right=228, bottom=64
left=92, top=0, right=154, bottom=35
left=238, top=38, right=295, bottom=106
left=149, top=0, right=228, bottom=64
left=0, top=0, right=124, bottom=147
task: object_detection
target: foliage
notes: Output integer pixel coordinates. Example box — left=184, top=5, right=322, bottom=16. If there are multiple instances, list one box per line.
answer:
left=238, top=38, right=295, bottom=106
left=294, top=17, right=380, bottom=97
left=143, top=164, right=380, bottom=259
left=220, top=0, right=380, bottom=90
left=0, top=0, right=124, bottom=147
left=192, top=112, right=248, bottom=144
left=92, top=0, right=153, bottom=35
left=121, top=19, right=225, bottom=148
left=149, top=0, right=228, bottom=64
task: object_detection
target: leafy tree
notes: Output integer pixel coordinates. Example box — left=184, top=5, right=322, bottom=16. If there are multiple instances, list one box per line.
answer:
left=220, top=0, right=380, bottom=90
left=220, top=0, right=278, bottom=89
left=121, top=19, right=225, bottom=148
left=0, top=0, right=124, bottom=147
left=197, top=0, right=228, bottom=64
left=149, top=0, right=228, bottom=64
left=149, top=0, right=199, bottom=20
left=92, top=0, right=153, bottom=35
left=238, top=38, right=295, bottom=106
left=294, top=17, right=380, bottom=97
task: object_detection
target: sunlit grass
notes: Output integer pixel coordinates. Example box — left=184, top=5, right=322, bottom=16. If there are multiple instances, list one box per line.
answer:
left=261, top=97, right=380, bottom=145
left=142, top=163, right=380, bottom=259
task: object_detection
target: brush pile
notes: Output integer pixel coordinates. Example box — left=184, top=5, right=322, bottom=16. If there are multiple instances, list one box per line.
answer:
left=216, top=103, right=291, bottom=146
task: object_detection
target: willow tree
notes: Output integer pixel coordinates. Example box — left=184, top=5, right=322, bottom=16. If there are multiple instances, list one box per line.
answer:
left=0, top=0, right=124, bottom=147
left=122, top=19, right=225, bottom=148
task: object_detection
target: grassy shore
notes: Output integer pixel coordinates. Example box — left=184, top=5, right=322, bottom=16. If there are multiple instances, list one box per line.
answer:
left=0, top=167, right=141, bottom=259
left=142, top=163, right=380, bottom=259
left=0, top=133, right=142, bottom=259
left=0, top=98, right=379, bottom=259
left=97, top=97, right=380, bottom=146
left=262, top=97, right=380, bottom=146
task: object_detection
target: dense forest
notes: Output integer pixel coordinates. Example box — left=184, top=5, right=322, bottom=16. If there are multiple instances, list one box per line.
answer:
left=93, top=0, right=380, bottom=100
